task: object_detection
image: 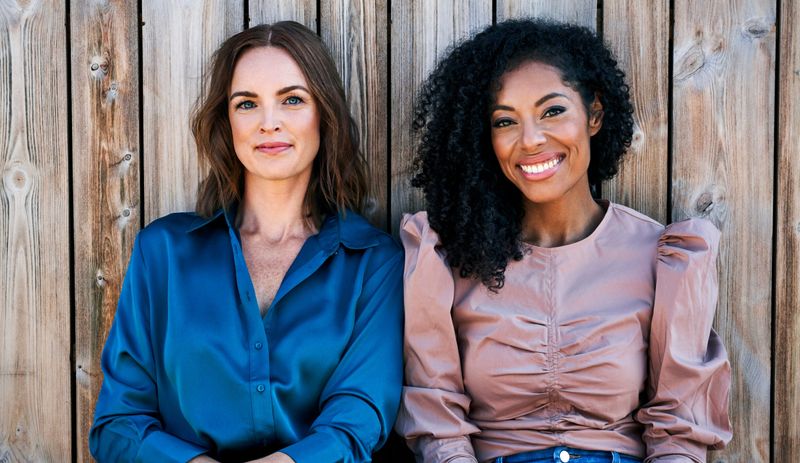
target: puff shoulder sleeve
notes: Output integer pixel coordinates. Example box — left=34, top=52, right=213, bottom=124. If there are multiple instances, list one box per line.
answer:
left=394, top=212, right=481, bottom=463
left=636, top=219, right=732, bottom=462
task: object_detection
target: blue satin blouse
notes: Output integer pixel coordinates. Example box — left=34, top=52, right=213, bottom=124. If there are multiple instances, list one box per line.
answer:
left=89, top=206, right=404, bottom=463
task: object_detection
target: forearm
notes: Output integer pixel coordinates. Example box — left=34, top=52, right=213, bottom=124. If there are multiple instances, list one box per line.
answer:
left=245, top=452, right=295, bottom=463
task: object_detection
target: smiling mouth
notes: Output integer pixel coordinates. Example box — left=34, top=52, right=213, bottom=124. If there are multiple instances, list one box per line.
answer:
left=256, top=143, right=292, bottom=154
left=519, top=154, right=565, bottom=174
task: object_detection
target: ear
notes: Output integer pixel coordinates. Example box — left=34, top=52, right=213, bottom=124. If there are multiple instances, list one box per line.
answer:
left=588, top=94, right=604, bottom=136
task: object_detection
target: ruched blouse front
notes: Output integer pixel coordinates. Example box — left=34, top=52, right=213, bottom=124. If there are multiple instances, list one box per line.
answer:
left=395, top=201, right=731, bottom=463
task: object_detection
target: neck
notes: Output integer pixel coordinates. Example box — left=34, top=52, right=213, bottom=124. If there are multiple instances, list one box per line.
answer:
left=237, top=172, right=316, bottom=242
left=520, top=182, right=605, bottom=248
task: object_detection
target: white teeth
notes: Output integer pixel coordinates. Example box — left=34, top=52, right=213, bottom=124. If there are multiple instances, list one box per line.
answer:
left=521, top=157, right=561, bottom=174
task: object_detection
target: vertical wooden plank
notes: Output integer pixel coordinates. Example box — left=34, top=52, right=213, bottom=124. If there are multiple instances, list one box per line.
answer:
left=142, top=0, right=243, bottom=223
left=389, top=0, right=492, bottom=232
left=602, top=0, right=669, bottom=223
left=70, top=1, right=139, bottom=461
left=672, top=1, right=775, bottom=461
left=496, top=0, right=596, bottom=29
left=0, top=0, right=71, bottom=461
left=321, top=0, right=388, bottom=228
left=249, top=0, right=316, bottom=29
left=775, top=0, right=800, bottom=459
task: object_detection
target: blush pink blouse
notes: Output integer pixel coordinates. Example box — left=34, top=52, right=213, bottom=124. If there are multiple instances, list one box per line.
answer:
left=395, top=202, right=732, bottom=463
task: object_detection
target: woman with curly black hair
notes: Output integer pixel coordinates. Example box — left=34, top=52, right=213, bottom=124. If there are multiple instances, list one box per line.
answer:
left=395, top=19, right=731, bottom=463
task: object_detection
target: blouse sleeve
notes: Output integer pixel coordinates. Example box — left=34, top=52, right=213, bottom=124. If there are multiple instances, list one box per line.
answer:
left=636, top=219, right=732, bottom=463
left=394, top=212, right=481, bottom=463
left=89, top=235, right=208, bottom=463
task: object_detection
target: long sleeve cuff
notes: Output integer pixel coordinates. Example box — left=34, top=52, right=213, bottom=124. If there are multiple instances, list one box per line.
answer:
left=137, top=429, right=207, bottom=463
left=646, top=456, right=697, bottom=463
left=411, top=436, right=478, bottom=463
left=282, top=430, right=348, bottom=463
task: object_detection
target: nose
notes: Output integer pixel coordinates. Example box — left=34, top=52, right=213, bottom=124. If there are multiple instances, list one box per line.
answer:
left=259, top=105, right=281, bottom=133
left=520, top=119, right=547, bottom=151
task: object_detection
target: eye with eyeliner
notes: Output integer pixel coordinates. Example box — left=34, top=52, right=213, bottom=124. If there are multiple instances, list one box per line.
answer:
left=542, top=105, right=566, bottom=118
left=283, top=95, right=305, bottom=105
left=234, top=100, right=256, bottom=110
left=492, top=117, right=516, bottom=128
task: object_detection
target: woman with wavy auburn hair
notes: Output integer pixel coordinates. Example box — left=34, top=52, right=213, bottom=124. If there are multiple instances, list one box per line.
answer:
left=90, top=21, right=403, bottom=463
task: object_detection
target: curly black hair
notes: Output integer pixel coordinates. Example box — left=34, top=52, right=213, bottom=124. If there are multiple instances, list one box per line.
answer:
left=412, top=18, right=635, bottom=291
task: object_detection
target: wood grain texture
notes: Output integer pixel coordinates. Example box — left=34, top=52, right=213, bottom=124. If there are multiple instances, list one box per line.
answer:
left=496, top=0, right=596, bottom=29
left=672, top=1, right=776, bottom=461
left=142, top=0, right=242, bottom=224
left=602, top=0, right=669, bottom=223
left=0, top=0, right=71, bottom=461
left=321, top=0, right=388, bottom=228
left=774, top=0, right=800, bottom=458
left=70, top=1, right=140, bottom=461
left=249, top=0, right=316, bottom=29
left=389, top=0, right=492, bottom=233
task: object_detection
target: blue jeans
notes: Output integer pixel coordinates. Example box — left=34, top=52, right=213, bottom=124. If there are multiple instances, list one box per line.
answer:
left=495, top=446, right=642, bottom=463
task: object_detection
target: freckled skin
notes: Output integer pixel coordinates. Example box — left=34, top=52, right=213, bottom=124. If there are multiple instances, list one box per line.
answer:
left=228, top=46, right=320, bottom=315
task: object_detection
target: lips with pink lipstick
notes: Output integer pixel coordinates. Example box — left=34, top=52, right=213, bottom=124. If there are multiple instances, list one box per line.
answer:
left=517, top=152, right=565, bottom=180
left=256, top=141, right=292, bottom=155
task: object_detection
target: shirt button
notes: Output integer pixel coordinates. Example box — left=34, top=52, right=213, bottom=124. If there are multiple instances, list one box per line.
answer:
left=256, top=384, right=265, bottom=393
left=254, top=342, right=263, bottom=350
left=559, top=450, right=570, bottom=462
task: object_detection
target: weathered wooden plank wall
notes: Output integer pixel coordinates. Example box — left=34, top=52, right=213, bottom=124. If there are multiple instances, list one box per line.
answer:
left=603, top=0, right=669, bottom=223
left=0, top=0, right=797, bottom=461
left=0, top=0, right=71, bottom=461
left=496, top=0, right=597, bottom=28
left=672, top=1, right=776, bottom=461
left=775, top=0, right=800, bottom=459
left=70, top=1, right=140, bottom=461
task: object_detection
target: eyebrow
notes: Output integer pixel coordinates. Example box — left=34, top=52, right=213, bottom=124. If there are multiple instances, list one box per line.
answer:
left=491, top=92, right=570, bottom=112
left=229, top=85, right=311, bottom=101
left=535, top=92, right=569, bottom=106
left=277, top=85, right=310, bottom=95
left=229, top=90, right=257, bottom=101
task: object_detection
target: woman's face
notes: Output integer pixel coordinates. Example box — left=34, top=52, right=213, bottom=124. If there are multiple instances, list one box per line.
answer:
left=490, top=61, right=602, bottom=206
left=228, top=46, right=320, bottom=188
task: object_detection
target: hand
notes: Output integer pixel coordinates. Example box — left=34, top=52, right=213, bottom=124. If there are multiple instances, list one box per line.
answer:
left=188, top=456, right=221, bottom=463
left=245, top=452, right=295, bottom=463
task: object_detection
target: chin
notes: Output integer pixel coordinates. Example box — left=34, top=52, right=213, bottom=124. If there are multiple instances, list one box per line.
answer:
left=518, top=188, right=568, bottom=206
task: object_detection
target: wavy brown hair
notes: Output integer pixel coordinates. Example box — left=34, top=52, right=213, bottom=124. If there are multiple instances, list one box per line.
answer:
left=192, top=21, right=367, bottom=224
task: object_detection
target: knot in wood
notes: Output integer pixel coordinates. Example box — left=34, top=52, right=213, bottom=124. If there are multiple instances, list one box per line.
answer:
left=674, top=45, right=705, bottom=82
left=106, top=81, right=119, bottom=102
left=695, top=191, right=714, bottom=215
left=742, top=17, right=772, bottom=38
left=90, top=56, right=109, bottom=79
left=3, top=162, right=33, bottom=194
left=96, top=270, right=106, bottom=288
left=631, top=130, right=644, bottom=149
left=12, top=169, right=27, bottom=189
